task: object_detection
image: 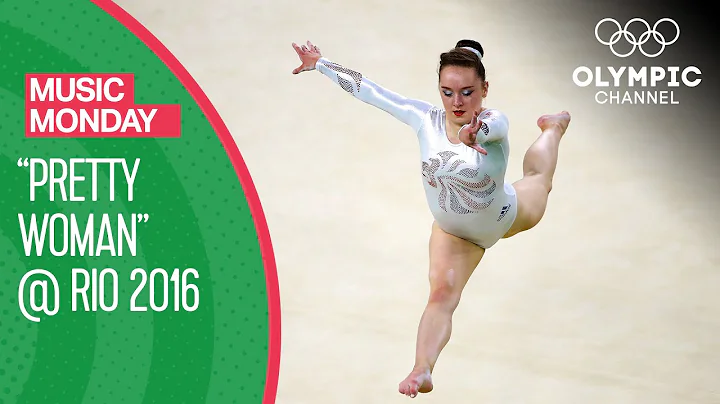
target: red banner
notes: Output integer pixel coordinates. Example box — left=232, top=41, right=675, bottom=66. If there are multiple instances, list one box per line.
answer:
left=25, top=73, right=181, bottom=138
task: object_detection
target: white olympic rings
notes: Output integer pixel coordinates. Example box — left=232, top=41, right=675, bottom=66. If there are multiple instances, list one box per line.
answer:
left=595, top=18, right=680, bottom=58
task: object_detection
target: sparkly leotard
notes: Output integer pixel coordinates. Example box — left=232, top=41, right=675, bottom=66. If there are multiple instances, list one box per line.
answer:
left=315, top=57, right=517, bottom=249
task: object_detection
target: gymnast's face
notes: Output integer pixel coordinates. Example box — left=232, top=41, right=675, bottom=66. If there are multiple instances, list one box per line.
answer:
left=438, top=65, right=488, bottom=126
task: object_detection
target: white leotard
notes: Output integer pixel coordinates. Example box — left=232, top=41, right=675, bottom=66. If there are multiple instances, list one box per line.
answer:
left=315, top=57, right=517, bottom=249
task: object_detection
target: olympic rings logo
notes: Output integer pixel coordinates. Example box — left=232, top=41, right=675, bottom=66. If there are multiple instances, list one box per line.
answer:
left=595, top=18, right=680, bottom=58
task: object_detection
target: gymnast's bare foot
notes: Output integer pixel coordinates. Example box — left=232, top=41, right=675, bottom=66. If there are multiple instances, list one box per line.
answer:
left=537, top=110, right=571, bottom=135
left=398, top=367, right=433, bottom=398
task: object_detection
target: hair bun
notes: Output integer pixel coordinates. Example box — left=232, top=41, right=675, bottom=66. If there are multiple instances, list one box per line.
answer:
left=455, top=39, right=484, bottom=58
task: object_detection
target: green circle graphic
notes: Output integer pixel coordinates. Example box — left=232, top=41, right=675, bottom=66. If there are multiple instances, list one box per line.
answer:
left=0, top=1, right=277, bottom=403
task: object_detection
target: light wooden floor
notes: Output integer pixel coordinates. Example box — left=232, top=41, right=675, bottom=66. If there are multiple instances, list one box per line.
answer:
left=115, top=1, right=720, bottom=402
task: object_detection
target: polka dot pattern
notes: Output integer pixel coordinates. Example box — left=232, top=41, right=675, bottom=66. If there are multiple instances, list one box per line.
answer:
left=0, top=1, right=269, bottom=403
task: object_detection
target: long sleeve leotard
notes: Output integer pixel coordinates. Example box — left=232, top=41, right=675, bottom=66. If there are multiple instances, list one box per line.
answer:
left=315, top=57, right=517, bottom=248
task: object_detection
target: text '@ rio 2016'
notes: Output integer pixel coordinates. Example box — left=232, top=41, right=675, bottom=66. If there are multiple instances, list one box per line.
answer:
left=19, top=267, right=200, bottom=322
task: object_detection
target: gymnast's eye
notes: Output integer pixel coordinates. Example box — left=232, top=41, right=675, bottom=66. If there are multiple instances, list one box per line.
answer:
left=443, top=90, right=453, bottom=97
left=462, top=90, right=474, bottom=96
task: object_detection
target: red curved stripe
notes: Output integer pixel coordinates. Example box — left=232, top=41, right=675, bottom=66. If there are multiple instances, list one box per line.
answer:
left=89, top=1, right=281, bottom=403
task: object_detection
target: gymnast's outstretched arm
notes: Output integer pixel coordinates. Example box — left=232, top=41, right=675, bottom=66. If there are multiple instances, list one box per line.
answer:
left=314, top=57, right=434, bottom=133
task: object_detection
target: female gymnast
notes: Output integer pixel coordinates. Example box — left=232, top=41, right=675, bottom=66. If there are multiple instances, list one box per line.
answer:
left=291, top=39, right=571, bottom=398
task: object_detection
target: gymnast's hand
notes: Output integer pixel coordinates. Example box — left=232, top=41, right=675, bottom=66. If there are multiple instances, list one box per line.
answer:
left=458, top=111, right=488, bottom=155
left=292, top=41, right=322, bottom=74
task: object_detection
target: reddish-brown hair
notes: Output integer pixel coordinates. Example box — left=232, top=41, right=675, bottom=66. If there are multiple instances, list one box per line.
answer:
left=438, top=39, right=486, bottom=81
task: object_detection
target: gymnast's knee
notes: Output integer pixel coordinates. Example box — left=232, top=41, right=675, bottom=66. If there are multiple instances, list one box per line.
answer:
left=544, top=177, right=553, bottom=194
left=427, top=282, right=461, bottom=312
left=523, top=172, right=552, bottom=194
